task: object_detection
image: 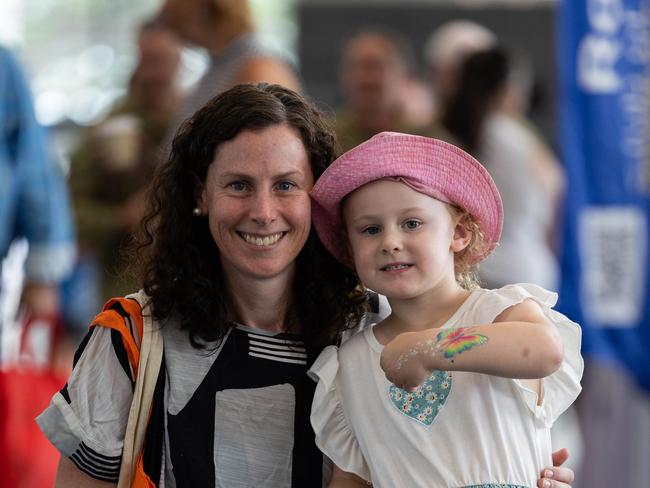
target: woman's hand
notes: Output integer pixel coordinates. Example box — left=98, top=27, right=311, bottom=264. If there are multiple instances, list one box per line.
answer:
left=537, top=448, right=575, bottom=488
left=380, top=331, right=434, bottom=391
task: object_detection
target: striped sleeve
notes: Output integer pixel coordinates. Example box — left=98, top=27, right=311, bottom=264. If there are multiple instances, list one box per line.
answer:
left=70, top=442, right=122, bottom=482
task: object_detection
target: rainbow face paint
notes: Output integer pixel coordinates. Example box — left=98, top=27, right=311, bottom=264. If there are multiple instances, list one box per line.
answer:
left=436, top=327, right=488, bottom=358
left=393, top=327, right=489, bottom=371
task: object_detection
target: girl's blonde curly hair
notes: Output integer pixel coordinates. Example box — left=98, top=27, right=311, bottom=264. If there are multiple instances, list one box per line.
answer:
left=448, top=207, right=491, bottom=290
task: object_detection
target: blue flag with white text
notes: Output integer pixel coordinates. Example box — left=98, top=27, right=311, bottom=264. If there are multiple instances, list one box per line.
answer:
left=557, top=0, right=650, bottom=390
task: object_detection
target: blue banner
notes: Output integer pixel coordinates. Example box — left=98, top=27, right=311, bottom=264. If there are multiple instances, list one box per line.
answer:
left=557, top=0, right=650, bottom=390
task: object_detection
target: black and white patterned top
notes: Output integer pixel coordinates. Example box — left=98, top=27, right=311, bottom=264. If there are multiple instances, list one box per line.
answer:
left=37, top=313, right=326, bottom=487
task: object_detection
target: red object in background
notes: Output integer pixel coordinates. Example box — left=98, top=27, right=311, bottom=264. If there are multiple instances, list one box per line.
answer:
left=0, top=314, right=67, bottom=488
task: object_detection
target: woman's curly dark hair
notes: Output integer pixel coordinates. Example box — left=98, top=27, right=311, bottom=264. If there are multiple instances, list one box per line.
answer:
left=133, top=83, right=368, bottom=349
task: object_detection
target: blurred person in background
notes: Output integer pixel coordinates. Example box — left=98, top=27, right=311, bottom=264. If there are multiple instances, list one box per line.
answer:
left=424, top=19, right=497, bottom=125
left=0, top=45, right=76, bottom=331
left=334, top=29, right=433, bottom=153
left=441, top=46, right=564, bottom=291
left=0, top=43, right=76, bottom=488
left=158, top=0, right=301, bottom=132
left=67, top=20, right=181, bottom=326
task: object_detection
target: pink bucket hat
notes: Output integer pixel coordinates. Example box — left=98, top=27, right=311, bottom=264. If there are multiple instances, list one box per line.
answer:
left=310, top=131, right=503, bottom=267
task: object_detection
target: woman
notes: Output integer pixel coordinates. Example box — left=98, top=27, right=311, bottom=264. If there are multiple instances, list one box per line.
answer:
left=38, top=84, right=575, bottom=487
left=441, top=46, right=564, bottom=291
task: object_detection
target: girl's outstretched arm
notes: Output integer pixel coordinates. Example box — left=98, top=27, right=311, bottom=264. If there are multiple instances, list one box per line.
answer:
left=380, top=298, right=563, bottom=391
left=329, top=465, right=371, bottom=487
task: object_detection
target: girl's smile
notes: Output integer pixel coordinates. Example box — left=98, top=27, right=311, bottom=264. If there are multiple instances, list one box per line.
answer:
left=380, top=262, right=413, bottom=272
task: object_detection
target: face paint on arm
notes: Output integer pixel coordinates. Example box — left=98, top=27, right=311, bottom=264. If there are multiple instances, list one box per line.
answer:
left=436, top=327, right=488, bottom=358
left=393, top=327, right=488, bottom=371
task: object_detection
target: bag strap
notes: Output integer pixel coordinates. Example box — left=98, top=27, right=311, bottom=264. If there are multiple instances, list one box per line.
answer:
left=90, top=297, right=144, bottom=377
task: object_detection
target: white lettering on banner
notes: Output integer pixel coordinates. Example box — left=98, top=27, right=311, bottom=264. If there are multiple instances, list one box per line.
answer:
left=578, top=35, right=622, bottom=92
left=622, top=9, right=649, bottom=65
left=588, top=0, right=624, bottom=34
left=577, top=0, right=650, bottom=194
left=621, top=8, right=650, bottom=194
left=578, top=0, right=624, bottom=93
left=579, top=207, right=646, bottom=327
left=621, top=75, right=648, bottom=172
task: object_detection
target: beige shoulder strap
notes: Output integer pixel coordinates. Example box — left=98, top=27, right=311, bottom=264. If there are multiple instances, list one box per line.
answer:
left=117, top=290, right=164, bottom=488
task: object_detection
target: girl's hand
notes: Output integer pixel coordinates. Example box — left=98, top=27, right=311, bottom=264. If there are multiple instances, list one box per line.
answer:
left=380, top=331, right=433, bottom=391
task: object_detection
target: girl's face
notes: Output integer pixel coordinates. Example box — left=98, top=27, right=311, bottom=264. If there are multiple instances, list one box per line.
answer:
left=343, top=180, right=468, bottom=300
left=198, top=124, right=314, bottom=284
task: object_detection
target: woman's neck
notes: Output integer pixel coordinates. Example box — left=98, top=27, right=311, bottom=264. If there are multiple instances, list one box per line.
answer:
left=374, top=280, right=471, bottom=344
left=224, top=270, right=296, bottom=334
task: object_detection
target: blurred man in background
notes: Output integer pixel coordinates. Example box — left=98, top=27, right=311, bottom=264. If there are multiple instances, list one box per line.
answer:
left=67, top=21, right=181, bottom=324
left=335, top=28, right=432, bottom=153
left=158, top=0, right=301, bottom=133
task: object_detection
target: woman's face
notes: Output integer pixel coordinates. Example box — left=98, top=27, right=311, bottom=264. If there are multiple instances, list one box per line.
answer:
left=198, top=123, right=314, bottom=284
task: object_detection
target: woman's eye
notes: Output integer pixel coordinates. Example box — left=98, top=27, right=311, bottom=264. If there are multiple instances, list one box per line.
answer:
left=229, top=181, right=248, bottom=191
left=276, top=181, right=295, bottom=191
left=404, top=220, right=421, bottom=230
left=362, top=226, right=381, bottom=235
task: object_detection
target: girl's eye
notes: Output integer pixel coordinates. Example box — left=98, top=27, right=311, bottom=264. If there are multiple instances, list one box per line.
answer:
left=404, top=220, right=421, bottom=230
left=362, top=226, right=381, bottom=235
left=229, top=181, right=248, bottom=192
left=276, top=181, right=295, bottom=191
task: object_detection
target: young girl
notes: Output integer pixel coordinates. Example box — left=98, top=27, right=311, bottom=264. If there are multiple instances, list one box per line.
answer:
left=309, top=132, right=583, bottom=487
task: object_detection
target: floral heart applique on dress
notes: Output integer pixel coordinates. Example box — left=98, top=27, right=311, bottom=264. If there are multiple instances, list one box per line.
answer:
left=389, top=371, right=452, bottom=427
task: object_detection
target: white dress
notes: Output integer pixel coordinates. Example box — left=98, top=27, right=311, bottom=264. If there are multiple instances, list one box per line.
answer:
left=309, top=284, right=583, bottom=488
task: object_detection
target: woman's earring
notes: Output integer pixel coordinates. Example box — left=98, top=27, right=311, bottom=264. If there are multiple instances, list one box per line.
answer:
left=192, top=207, right=202, bottom=217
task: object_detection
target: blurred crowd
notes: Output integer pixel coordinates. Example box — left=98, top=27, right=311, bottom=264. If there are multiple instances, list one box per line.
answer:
left=0, top=0, right=646, bottom=487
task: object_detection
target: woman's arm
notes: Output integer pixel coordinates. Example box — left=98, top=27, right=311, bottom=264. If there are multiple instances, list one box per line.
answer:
left=55, top=456, right=117, bottom=487
left=329, top=465, right=371, bottom=488
left=539, top=448, right=575, bottom=488
left=380, top=299, right=564, bottom=391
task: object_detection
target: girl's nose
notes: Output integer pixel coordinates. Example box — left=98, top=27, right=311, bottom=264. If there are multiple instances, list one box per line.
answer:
left=380, top=230, right=402, bottom=254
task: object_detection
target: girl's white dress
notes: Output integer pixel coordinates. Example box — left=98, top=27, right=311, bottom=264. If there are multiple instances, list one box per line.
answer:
left=309, top=284, right=583, bottom=488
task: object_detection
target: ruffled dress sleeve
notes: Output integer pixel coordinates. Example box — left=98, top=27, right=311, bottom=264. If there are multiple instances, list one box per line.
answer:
left=480, top=283, right=584, bottom=427
left=308, top=345, right=371, bottom=482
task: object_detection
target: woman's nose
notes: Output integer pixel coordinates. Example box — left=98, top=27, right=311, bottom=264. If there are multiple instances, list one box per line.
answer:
left=250, top=190, right=277, bottom=225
